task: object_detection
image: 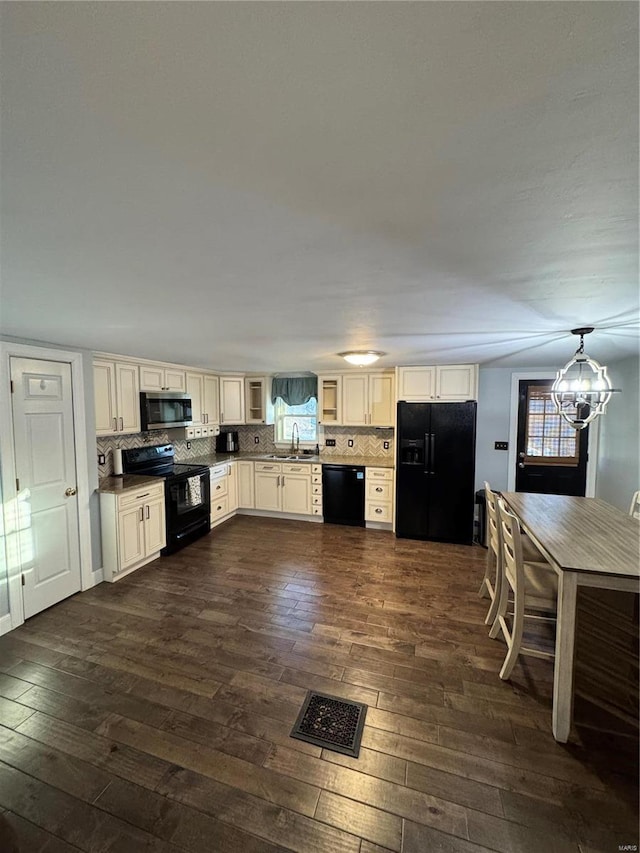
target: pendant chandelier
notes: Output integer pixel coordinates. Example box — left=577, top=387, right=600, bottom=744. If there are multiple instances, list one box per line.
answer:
left=550, top=327, right=617, bottom=430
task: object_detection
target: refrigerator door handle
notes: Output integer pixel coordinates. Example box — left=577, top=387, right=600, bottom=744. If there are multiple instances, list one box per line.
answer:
left=430, top=433, right=436, bottom=475
left=424, top=433, right=432, bottom=474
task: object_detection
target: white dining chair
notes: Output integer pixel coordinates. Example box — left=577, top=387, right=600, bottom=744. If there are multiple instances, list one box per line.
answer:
left=629, top=490, right=640, bottom=519
left=494, top=497, right=558, bottom=680
left=478, top=483, right=503, bottom=637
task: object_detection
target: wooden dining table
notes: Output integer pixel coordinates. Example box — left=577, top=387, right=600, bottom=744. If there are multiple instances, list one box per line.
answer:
left=501, top=492, right=640, bottom=743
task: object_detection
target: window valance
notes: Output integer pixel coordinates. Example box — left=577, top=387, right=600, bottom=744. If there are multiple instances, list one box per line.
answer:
left=271, top=375, right=318, bottom=406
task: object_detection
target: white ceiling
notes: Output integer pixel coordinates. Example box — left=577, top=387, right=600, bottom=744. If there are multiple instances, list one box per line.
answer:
left=1, top=2, right=638, bottom=373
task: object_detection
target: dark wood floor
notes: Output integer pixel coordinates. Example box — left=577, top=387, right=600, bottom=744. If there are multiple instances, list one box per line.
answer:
left=0, top=516, right=637, bottom=853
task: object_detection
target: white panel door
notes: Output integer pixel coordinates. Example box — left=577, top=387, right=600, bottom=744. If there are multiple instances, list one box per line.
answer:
left=10, top=358, right=82, bottom=618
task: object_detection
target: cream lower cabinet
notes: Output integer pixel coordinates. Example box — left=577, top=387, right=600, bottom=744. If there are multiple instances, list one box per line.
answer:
left=94, top=359, right=141, bottom=436
left=365, top=467, right=394, bottom=525
left=100, top=482, right=166, bottom=581
left=238, top=461, right=255, bottom=508
left=311, top=464, right=323, bottom=517
left=227, top=461, right=238, bottom=512
left=254, top=462, right=312, bottom=515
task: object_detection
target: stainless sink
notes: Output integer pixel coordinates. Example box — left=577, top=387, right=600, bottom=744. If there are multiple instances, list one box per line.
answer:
left=264, top=454, right=313, bottom=461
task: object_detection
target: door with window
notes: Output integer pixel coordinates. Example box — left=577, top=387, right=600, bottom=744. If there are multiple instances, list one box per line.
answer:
left=516, top=380, right=588, bottom=495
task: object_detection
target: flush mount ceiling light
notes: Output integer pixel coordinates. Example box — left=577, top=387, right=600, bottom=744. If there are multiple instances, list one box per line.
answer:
left=550, top=327, right=619, bottom=430
left=338, top=351, right=386, bottom=367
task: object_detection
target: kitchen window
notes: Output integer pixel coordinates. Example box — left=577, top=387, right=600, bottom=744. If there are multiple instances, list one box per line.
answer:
left=274, top=397, right=318, bottom=445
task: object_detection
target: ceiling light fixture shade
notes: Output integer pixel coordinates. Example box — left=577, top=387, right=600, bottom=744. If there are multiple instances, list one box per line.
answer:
left=550, top=327, right=617, bottom=430
left=338, top=350, right=386, bottom=367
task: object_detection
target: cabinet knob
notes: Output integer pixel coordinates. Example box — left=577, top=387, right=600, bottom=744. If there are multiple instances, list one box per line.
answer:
left=376, top=487, right=383, bottom=492
left=375, top=507, right=383, bottom=514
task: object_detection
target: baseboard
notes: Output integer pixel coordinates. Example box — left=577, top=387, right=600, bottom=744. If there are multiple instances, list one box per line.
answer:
left=0, top=613, right=13, bottom=637
left=236, top=508, right=324, bottom=523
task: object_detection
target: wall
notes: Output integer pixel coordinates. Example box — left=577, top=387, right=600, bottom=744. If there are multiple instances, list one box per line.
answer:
left=594, top=355, right=639, bottom=512
left=475, top=367, right=515, bottom=492
left=235, top=423, right=394, bottom=459
left=97, top=433, right=218, bottom=477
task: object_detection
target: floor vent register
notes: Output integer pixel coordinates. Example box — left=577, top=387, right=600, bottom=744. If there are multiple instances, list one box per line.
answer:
left=290, top=691, right=368, bottom=757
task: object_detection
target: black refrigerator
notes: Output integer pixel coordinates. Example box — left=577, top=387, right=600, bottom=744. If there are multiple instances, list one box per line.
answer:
left=395, top=401, right=476, bottom=544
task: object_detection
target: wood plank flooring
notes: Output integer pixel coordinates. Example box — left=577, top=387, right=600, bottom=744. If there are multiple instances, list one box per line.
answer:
left=0, top=516, right=637, bottom=852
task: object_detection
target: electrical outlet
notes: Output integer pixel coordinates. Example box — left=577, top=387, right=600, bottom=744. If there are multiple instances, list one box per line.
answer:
left=254, top=436, right=260, bottom=444
left=494, top=441, right=509, bottom=451
left=383, top=441, right=390, bottom=450
left=325, top=438, right=336, bottom=447
left=347, top=439, right=354, bottom=448
left=186, top=441, right=192, bottom=449
left=97, top=453, right=106, bottom=466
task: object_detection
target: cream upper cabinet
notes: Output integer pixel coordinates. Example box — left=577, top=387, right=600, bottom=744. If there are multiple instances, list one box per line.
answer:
left=219, top=376, right=245, bottom=424
left=186, top=372, right=205, bottom=425
left=203, top=374, right=219, bottom=425
left=238, top=460, right=255, bottom=508
left=317, top=375, right=342, bottom=426
left=342, top=372, right=394, bottom=427
left=245, top=376, right=274, bottom=425
left=94, top=359, right=141, bottom=436
left=397, top=365, right=478, bottom=402
left=139, top=365, right=186, bottom=392
left=185, top=372, right=218, bottom=426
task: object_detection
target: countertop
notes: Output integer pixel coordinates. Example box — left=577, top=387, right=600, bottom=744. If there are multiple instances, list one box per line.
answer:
left=97, top=474, right=164, bottom=494
left=188, top=452, right=394, bottom=469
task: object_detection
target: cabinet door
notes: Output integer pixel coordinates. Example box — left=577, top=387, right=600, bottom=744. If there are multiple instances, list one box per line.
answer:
left=318, top=375, right=342, bottom=425
left=115, top=362, right=141, bottom=434
left=436, top=365, right=477, bottom=400
left=164, top=369, right=186, bottom=392
left=281, top=473, right=311, bottom=515
left=203, top=374, right=219, bottom=425
left=369, top=374, right=394, bottom=426
left=118, top=504, right=145, bottom=570
left=245, top=378, right=265, bottom=424
left=342, top=374, right=368, bottom=426
left=220, top=377, right=245, bottom=424
left=254, top=472, right=281, bottom=511
left=144, top=498, right=166, bottom=555
left=139, top=365, right=165, bottom=392
left=398, top=367, right=436, bottom=401
left=227, top=462, right=238, bottom=512
left=186, top=373, right=205, bottom=425
left=238, top=461, right=255, bottom=508
left=94, top=361, right=117, bottom=435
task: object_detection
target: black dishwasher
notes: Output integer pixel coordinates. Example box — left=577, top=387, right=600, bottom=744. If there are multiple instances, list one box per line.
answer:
left=322, top=465, right=365, bottom=526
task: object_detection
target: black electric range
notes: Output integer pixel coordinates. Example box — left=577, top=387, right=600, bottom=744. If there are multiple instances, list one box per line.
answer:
left=122, top=445, right=211, bottom=554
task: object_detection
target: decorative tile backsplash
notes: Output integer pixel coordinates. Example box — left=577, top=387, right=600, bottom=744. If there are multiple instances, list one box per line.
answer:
left=97, top=424, right=394, bottom=477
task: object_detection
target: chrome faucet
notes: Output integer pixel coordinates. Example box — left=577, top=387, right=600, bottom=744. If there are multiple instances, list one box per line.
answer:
left=291, top=422, right=299, bottom=454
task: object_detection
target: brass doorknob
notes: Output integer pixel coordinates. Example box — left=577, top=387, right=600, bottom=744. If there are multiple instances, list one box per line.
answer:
left=64, top=487, right=77, bottom=497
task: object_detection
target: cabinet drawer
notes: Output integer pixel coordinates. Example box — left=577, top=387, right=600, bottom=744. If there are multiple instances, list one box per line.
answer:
left=367, top=467, right=393, bottom=481
left=312, top=464, right=322, bottom=474
left=312, top=495, right=323, bottom=506
left=211, top=495, right=229, bottom=520
left=366, top=501, right=393, bottom=523
left=117, top=483, right=164, bottom=509
left=312, top=484, right=322, bottom=495
left=282, top=463, right=311, bottom=474
left=366, top=481, right=392, bottom=502
left=210, top=464, right=227, bottom=478
left=255, top=462, right=282, bottom=473
left=312, top=506, right=323, bottom=516
left=210, top=477, right=228, bottom=498
left=312, top=474, right=322, bottom=484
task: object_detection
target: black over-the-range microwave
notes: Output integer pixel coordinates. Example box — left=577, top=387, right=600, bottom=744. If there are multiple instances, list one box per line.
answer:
left=140, top=391, right=193, bottom=430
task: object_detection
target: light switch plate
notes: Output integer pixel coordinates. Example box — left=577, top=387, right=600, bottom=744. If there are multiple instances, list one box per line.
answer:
left=98, top=453, right=106, bottom=466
